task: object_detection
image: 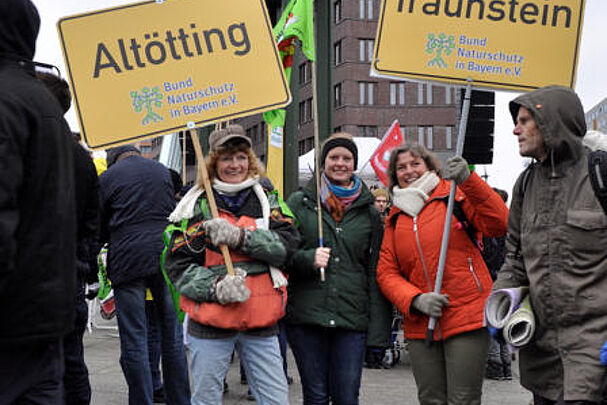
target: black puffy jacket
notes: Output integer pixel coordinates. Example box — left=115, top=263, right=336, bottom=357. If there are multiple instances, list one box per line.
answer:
left=0, top=0, right=77, bottom=346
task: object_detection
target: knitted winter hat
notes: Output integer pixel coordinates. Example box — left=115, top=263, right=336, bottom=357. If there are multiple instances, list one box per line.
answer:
left=321, top=133, right=358, bottom=169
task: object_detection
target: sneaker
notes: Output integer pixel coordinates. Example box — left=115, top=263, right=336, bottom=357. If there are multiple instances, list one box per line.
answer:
left=246, top=389, right=255, bottom=401
left=153, top=387, right=166, bottom=403
left=223, top=380, right=229, bottom=393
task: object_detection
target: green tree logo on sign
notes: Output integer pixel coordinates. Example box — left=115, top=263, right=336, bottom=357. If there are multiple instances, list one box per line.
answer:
left=130, top=86, right=163, bottom=125
left=426, top=33, right=455, bottom=68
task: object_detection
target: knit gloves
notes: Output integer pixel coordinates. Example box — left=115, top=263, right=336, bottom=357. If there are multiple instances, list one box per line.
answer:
left=203, top=218, right=245, bottom=249
left=443, top=156, right=471, bottom=185
left=215, top=267, right=251, bottom=304
left=392, top=171, right=440, bottom=217
left=412, top=292, right=450, bottom=317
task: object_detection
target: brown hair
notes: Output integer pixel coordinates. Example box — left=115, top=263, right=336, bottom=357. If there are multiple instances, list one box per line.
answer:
left=387, top=143, right=442, bottom=190
left=202, top=139, right=265, bottom=185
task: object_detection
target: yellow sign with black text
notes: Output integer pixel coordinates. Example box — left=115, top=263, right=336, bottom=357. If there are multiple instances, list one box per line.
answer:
left=372, top=0, right=586, bottom=91
left=58, top=0, right=291, bottom=149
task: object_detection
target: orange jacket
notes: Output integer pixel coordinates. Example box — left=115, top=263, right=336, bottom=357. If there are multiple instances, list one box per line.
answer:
left=377, top=172, right=508, bottom=341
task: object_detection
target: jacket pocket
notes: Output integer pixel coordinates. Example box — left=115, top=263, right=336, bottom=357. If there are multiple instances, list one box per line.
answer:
left=467, top=258, right=483, bottom=293
left=566, top=209, right=607, bottom=230
left=565, top=209, right=607, bottom=264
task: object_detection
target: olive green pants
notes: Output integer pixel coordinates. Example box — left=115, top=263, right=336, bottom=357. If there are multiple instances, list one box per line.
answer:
left=407, top=328, right=489, bottom=405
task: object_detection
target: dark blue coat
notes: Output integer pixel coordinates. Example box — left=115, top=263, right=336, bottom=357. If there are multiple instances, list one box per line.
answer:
left=99, top=155, right=175, bottom=286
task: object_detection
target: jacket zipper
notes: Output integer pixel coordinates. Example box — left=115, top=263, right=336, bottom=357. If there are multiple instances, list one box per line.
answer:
left=413, top=217, right=433, bottom=292
left=467, top=258, right=483, bottom=292
left=413, top=216, right=442, bottom=340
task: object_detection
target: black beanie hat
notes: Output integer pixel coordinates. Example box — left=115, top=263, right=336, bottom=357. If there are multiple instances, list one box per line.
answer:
left=321, top=133, right=358, bottom=170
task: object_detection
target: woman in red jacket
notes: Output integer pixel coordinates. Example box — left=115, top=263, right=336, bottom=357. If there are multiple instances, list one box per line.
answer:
left=376, top=143, right=508, bottom=405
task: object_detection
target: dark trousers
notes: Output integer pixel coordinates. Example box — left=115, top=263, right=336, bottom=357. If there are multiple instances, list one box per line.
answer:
left=287, top=325, right=366, bottom=405
left=63, top=294, right=92, bottom=405
left=146, top=298, right=163, bottom=392
left=0, top=339, right=64, bottom=405
left=534, top=394, right=600, bottom=405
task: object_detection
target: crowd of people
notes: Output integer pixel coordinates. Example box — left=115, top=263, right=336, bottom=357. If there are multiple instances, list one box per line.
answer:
left=2, top=1, right=607, bottom=405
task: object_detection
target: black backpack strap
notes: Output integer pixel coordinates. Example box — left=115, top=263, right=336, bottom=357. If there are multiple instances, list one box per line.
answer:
left=438, top=197, right=481, bottom=251
left=588, top=150, right=607, bottom=215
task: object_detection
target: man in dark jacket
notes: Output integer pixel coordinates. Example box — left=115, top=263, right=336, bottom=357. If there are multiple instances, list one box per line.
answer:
left=0, top=1, right=77, bottom=403
left=38, top=70, right=100, bottom=405
left=494, top=86, right=607, bottom=404
left=99, top=145, right=190, bottom=405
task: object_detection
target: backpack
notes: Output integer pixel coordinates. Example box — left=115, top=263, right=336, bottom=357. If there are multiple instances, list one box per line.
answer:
left=518, top=149, right=607, bottom=215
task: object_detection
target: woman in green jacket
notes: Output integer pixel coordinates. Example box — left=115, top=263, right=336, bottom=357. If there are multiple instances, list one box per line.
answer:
left=286, top=133, right=392, bottom=404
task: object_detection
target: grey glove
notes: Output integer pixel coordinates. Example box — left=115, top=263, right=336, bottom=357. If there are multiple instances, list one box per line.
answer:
left=443, top=156, right=471, bottom=185
left=412, top=293, right=450, bottom=317
left=203, top=218, right=244, bottom=249
left=215, top=267, right=251, bottom=304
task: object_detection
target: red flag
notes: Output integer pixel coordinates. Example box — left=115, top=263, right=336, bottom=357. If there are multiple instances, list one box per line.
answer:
left=370, top=120, right=404, bottom=186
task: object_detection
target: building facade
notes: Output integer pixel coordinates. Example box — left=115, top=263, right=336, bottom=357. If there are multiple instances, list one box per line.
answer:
left=238, top=0, right=460, bottom=166
left=586, top=97, right=607, bottom=134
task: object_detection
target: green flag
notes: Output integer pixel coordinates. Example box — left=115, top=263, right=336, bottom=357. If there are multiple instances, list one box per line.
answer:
left=274, top=0, right=315, bottom=62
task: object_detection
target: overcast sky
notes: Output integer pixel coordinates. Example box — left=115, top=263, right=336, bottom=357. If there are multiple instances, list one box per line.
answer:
left=31, top=0, right=607, bottom=197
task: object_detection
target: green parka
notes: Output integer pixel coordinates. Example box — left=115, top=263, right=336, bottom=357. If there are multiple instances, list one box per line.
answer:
left=285, top=178, right=392, bottom=347
left=494, top=86, right=607, bottom=402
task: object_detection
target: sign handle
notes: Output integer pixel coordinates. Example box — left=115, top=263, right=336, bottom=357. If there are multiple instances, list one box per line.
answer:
left=188, top=128, right=235, bottom=276
left=425, top=79, right=473, bottom=347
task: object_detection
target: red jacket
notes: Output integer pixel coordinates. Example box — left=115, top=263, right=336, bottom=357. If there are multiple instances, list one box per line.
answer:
left=377, top=172, right=508, bottom=340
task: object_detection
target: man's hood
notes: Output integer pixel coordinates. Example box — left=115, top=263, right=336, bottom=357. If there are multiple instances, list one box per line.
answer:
left=0, top=0, right=40, bottom=61
left=509, top=86, right=587, bottom=161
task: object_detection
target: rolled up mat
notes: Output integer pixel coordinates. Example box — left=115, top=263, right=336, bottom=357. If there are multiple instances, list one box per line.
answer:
left=503, top=295, right=535, bottom=348
left=485, top=287, right=529, bottom=328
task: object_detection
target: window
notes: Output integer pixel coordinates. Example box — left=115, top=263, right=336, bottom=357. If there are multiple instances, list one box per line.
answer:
left=334, top=83, right=342, bottom=108
left=426, top=83, right=433, bottom=104
left=418, top=127, right=424, bottom=145
left=334, top=0, right=342, bottom=24
left=334, top=41, right=342, bottom=65
left=358, top=125, right=378, bottom=137
left=358, top=39, right=374, bottom=62
left=359, top=82, right=375, bottom=105
left=417, top=83, right=424, bottom=104
left=333, top=126, right=343, bottom=133
left=299, top=139, right=306, bottom=155
left=446, top=126, right=454, bottom=149
left=426, top=126, right=433, bottom=149
left=390, top=82, right=406, bottom=105
left=299, top=98, right=313, bottom=124
left=298, top=62, right=311, bottom=85
left=359, top=0, right=374, bottom=19
left=445, top=85, right=452, bottom=104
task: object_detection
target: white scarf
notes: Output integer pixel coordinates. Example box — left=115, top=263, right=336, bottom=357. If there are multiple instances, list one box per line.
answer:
left=167, top=177, right=286, bottom=288
left=392, top=171, right=440, bottom=217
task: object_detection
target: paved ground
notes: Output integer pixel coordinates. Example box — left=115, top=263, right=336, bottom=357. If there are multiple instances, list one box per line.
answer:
left=85, top=317, right=533, bottom=404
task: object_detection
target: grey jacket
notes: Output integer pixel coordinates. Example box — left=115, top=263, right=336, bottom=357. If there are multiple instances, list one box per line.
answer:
left=494, top=86, right=607, bottom=401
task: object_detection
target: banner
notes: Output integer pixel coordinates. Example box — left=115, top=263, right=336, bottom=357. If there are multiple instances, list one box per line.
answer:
left=263, top=0, right=315, bottom=196
left=370, top=120, right=404, bottom=186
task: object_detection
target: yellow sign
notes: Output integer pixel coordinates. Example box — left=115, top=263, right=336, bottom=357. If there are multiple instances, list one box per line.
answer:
left=58, top=0, right=291, bottom=149
left=372, top=0, right=586, bottom=91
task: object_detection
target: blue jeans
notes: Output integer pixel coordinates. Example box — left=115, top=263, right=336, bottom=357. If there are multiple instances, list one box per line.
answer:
left=287, top=325, right=366, bottom=405
left=146, top=298, right=163, bottom=392
left=188, top=332, right=288, bottom=405
left=114, top=273, right=190, bottom=405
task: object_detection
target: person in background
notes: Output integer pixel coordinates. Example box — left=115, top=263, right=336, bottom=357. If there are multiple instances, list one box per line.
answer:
left=37, top=70, right=100, bottom=405
left=164, top=125, right=299, bottom=405
left=372, top=187, right=391, bottom=220
left=493, top=86, right=607, bottom=404
left=286, top=132, right=392, bottom=404
left=376, top=143, right=508, bottom=405
left=483, top=188, right=512, bottom=381
left=0, top=1, right=76, bottom=403
left=99, top=145, right=190, bottom=405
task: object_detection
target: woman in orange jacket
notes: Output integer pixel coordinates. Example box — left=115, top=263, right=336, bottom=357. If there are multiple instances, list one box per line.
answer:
left=376, top=143, right=508, bottom=405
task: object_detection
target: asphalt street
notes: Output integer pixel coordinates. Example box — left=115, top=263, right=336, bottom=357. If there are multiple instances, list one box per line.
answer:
left=84, top=315, right=532, bottom=404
